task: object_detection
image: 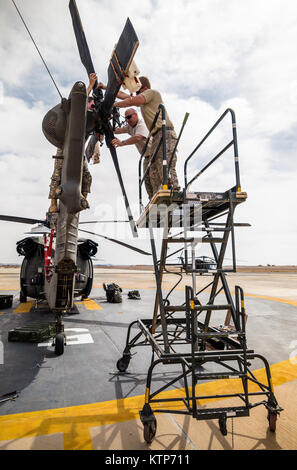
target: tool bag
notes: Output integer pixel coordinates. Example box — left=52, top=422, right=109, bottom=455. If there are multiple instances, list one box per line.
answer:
left=0, top=295, right=13, bottom=309
left=103, top=283, right=122, bottom=303
left=8, top=322, right=56, bottom=343
left=127, top=290, right=141, bottom=300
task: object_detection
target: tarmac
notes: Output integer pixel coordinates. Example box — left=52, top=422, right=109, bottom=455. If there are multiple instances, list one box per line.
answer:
left=0, top=267, right=297, bottom=451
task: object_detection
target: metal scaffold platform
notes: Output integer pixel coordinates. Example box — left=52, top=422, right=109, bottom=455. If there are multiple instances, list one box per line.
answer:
left=116, top=106, right=283, bottom=444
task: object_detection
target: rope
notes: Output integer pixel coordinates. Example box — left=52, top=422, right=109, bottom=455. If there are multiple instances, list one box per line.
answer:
left=113, top=50, right=127, bottom=79
left=110, top=59, right=122, bottom=85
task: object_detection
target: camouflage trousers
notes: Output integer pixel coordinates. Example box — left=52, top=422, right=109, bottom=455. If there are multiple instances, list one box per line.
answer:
left=49, top=148, right=92, bottom=199
left=143, top=156, right=154, bottom=200
left=149, top=129, right=180, bottom=196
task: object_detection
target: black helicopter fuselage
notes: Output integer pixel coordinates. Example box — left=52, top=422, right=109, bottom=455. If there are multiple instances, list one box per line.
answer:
left=17, top=236, right=97, bottom=304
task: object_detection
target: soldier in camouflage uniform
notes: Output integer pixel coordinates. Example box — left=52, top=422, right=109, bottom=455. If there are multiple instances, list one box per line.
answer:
left=149, top=127, right=179, bottom=196
left=85, top=134, right=102, bottom=165
left=113, top=76, right=180, bottom=197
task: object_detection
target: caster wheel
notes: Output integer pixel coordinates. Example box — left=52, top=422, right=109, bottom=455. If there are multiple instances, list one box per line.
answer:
left=116, top=355, right=130, bottom=372
left=219, top=416, right=227, bottom=436
left=144, top=417, right=157, bottom=444
left=55, top=334, right=65, bottom=356
left=20, top=291, right=27, bottom=303
left=268, top=411, right=277, bottom=432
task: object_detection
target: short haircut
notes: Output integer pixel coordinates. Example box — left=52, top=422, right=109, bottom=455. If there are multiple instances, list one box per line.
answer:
left=139, top=76, right=151, bottom=89
left=88, top=96, right=94, bottom=102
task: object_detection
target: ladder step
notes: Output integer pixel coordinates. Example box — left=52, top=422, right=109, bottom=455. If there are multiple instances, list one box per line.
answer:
left=193, top=406, right=250, bottom=420
left=198, top=331, right=244, bottom=339
left=195, top=372, right=245, bottom=380
left=164, top=304, right=232, bottom=312
left=167, top=238, right=195, bottom=243
left=167, top=237, right=224, bottom=243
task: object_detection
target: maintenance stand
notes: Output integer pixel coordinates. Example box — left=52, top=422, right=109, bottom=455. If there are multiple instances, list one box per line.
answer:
left=116, top=106, right=283, bottom=444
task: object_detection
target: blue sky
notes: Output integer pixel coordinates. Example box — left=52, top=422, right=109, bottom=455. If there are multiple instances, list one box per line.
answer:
left=0, top=0, right=297, bottom=265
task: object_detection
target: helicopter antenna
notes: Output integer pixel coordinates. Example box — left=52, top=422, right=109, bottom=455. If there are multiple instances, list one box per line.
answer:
left=11, top=0, right=62, bottom=100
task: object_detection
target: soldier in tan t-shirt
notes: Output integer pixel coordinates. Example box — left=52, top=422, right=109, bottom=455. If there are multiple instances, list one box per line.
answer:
left=113, top=77, right=180, bottom=196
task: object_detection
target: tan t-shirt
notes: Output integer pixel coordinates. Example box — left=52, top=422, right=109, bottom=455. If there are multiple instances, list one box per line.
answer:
left=126, top=118, right=152, bottom=156
left=140, top=89, right=174, bottom=135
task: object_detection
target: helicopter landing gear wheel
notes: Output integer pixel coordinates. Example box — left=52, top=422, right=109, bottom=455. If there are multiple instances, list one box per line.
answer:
left=219, top=416, right=228, bottom=436
left=116, top=354, right=131, bottom=372
left=268, top=410, right=277, bottom=432
left=143, top=417, right=157, bottom=444
left=54, top=334, right=65, bottom=356
left=19, top=291, right=27, bottom=303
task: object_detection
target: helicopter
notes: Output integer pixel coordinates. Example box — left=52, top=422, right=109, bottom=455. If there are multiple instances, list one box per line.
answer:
left=0, top=0, right=150, bottom=355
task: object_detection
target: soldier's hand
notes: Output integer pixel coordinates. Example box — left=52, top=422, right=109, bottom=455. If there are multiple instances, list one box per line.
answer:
left=97, top=81, right=106, bottom=90
left=112, top=138, right=124, bottom=148
left=95, top=132, right=105, bottom=142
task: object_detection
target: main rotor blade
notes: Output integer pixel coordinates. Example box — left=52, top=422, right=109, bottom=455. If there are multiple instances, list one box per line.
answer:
left=99, top=18, right=139, bottom=236
left=78, top=228, right=151, bottom=256
left=101, top=18, right=139, bottom=116
left=0, top=215, right=46, bottom=225
left=69, top=3, right=139, bottom=237
left=104, top=126, right=138, bottom=238
left=69, top=0, right=96, bottom=80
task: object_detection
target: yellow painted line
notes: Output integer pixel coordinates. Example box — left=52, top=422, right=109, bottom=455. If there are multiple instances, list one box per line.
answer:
left=13, top=301, right=34, bottom=314
left=82, top=298, right=102, bottom=310
left=0, top=289, right=18, bottom=291
left=0, top=355, right=296, bottom=449
left=244, top=293, right=297, bottom=307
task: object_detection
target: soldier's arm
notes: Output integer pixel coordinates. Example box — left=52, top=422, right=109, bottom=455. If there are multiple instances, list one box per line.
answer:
left=114, top=125, right=129, bottom=135
left=117, top=90, right=131, bottom=100
left=87, top=73, right=98, bottom=95
left=114, top=94, right=146, bottom=108
left=98, top=82, right=131, bottom=100
left=112, top=134, right=143, bottom=148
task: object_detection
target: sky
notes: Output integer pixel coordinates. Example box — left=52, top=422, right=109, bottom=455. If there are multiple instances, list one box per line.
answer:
left=0, top=0, right=297, bottom=266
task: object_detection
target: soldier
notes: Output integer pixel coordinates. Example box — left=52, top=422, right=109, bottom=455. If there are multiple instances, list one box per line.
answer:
left=111, top=108, right=153, bottom=199
left=112, top=76, right=180, bottom=196
left=48, top=150, right=92, bottom=213
left=85, top=133, right=101, bottom=165
left=85, top=95, right=103, bottom=165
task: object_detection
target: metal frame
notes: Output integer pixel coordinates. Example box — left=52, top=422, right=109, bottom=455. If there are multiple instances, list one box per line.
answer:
left=184, top=107, right=241, bottom=192
left=117, top=108, right=283, bottom=443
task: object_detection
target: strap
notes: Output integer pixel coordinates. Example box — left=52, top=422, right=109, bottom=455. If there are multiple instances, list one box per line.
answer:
left=110, top=50, right=127, bottom=85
